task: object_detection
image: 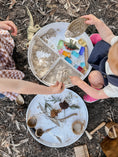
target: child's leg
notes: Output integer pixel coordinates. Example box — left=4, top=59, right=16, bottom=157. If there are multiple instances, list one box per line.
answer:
left=83, top=70, right=104, bottom=103
left=0, top=70, right=24, bottom=101
left=88, top=70, right=104, bottom=89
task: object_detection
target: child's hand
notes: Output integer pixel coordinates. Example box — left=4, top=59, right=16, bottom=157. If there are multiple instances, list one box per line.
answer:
left=49, top=81, right=65, bottom=94
left=70, top=76, right=82, bottom=86
left=81, top=14, right=99, bottom=25
left=0, top=21, right=17, bottom=36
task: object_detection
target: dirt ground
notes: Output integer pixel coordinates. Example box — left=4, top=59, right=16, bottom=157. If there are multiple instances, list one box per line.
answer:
left=0, top=0, right=118, bottom=157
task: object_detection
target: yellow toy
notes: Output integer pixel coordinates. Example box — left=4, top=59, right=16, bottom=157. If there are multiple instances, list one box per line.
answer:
left=78, top=39, right=87, bottom=47
left=26, top=7, right=41, bottom=47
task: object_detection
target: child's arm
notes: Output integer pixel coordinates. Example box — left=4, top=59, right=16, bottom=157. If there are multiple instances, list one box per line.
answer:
left=70, top=76, right=109, bottom=99
left=0, top=78, right=65, bottom=95
left=81, top=14, right=115, bottom=44
left=0, top=21, right=17, bottom=36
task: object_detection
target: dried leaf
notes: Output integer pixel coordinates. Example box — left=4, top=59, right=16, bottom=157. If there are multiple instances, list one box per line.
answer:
left=55, top=136, right=62, bottom=143
left=69, top=104, right=80, bottom=109
left=50, top=9, right=57, bottom=16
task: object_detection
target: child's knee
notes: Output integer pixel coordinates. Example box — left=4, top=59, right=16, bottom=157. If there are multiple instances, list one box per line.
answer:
left=88, top=70, right=103, bottom=84
left=88, top=71, right=96, bottom=81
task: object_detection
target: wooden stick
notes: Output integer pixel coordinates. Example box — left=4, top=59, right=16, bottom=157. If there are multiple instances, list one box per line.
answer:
left=90, top=122, right=106, bottom=135
left=112, top=126, right=117, bottom=138
left=84, top=46, right=89, bottom=69
left=85, top=130, right=92, bottom=140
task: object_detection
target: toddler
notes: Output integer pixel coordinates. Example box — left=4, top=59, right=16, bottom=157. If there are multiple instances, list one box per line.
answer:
left=70, top=14, right=118, bottom=103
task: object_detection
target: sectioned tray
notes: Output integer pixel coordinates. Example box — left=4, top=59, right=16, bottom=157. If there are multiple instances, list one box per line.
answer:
left=28, top=22, right=93, bottom=88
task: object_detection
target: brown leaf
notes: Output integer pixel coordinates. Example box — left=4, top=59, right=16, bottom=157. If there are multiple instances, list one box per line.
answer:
left=50, top=8, right=57, bottom=16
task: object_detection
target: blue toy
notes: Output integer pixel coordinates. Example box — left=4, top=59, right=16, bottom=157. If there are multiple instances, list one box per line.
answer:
left=79, top=47, right=85, bottom=55
left=71, top=50, right=79, bottom=58
left=80, top=62, right=85, bottom=68
left=65, top=57, right=72, bottom=64
left=74, top=64, right=79, bottom=69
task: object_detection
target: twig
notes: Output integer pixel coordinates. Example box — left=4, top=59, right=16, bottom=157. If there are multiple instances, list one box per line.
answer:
left=58, top=113, right=78, bottom=122
left=15, top=120, right=20, bottom=131
left=10, top=138, right=29, bottom=147
left=9, top=0, right=16, bottom=9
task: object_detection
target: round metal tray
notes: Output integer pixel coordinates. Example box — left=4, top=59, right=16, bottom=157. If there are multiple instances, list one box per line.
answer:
left=26, top=89, right=88, bottom=147
left=28, top=22, right=93, bottom=88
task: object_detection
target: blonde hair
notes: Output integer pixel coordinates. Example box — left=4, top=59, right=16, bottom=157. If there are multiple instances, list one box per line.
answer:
left=108, top=41, right=118, bottom=70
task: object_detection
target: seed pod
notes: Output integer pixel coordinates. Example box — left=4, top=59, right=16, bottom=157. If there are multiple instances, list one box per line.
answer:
left=59, top=100, right=69, bottom=109
left=27, top=116, right=37, bottom=128
left=72, top=120, right=84, bottom=135
left=35, top=128, right=44, bottom=137
left=50, top=109, right=61, bottom=118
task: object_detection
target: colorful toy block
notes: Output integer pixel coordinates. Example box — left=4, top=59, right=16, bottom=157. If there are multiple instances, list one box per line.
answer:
left=71, top=50, right=79, bottom=58
left=58, top=49, right=63, bottom=54
left=80, top=62, right=85, bottom=68
left=65, top=57, right=72, bottom=64
left=62, top=51, right=71, bottom=57
left=77, top=66, right=85, bottom=74
left=79, top=47, right=85, bottom=55
left=74, top=64, right=79, bottom=69
left=57, top=40, right=64, bottom=50
left=83, top=66, right=87, bottom=71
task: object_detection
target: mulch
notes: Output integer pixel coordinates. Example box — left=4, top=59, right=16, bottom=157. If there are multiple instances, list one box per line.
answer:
left=0, top=0, right=118, bottom=157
